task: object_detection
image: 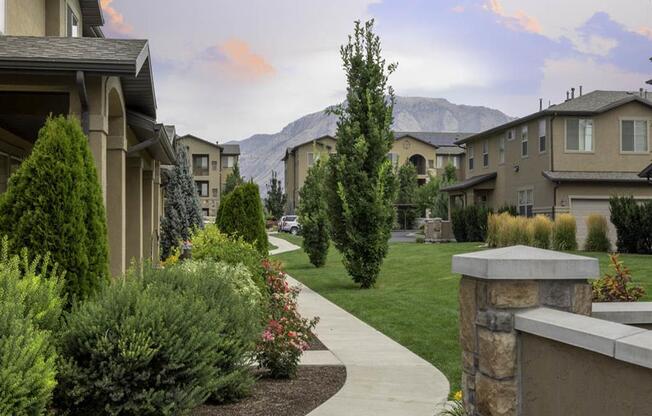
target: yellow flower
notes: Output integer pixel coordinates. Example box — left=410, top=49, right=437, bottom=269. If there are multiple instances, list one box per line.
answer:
left=453, top=390, right=463, bottom=402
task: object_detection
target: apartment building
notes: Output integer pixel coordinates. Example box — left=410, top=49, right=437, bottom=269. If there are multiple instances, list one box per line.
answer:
left=443, top=89, right=652, bottom=245
left=0, top=0, right=176, bottom=275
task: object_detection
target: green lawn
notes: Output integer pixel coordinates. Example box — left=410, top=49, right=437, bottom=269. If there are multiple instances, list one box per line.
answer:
left=273, top=236, right=652, bottom=392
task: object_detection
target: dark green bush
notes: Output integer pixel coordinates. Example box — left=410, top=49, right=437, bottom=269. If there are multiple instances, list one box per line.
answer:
left=452, top=205, right=489, bottom=242
left=216, top=183, right=268, bottom=255
left=55, top=260, right=261, bottom=415
left=298, top=160, right=330, bottom=267
left=497, top=204, right=518, bottom=216
left=610, top=196, right=652, bottom=254
left=0, top=116, right=108, bottom=301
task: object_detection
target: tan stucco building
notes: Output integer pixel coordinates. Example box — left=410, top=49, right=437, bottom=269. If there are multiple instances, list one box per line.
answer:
left=282, top=132, right=469, bottom=214
left=176, top=134, right=240, bottom=219
left=443, top=90, right=652, bottom=245
left=0, top=0, right=176, bottom=276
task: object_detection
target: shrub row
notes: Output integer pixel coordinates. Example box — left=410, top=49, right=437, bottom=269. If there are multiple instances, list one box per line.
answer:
left=451, top=205, right=489, bottom=242
left=486, top=212, right=581, bottom=251
left=610, top=196, right=652, bottom=254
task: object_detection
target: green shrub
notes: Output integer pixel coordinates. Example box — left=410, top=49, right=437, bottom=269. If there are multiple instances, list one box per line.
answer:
left=584, top=214, right=611, bottom=252
left=0, top=239, right=64, bottom=416
left=216, top=183, right=268, bottom=255
left=452, top=205, right=489, bottom=242
left=56, top=260, right=261, bottom=414
left=451, top=208, right=467, bottom=242
left=592, top=254, right=645, bottom=302
left=192, top=224, right=266, bottom=290
left=497, top=204, right=518, bottom=216
left=609, top=196, right=652, bottom=254
left=0, top=116, right=108, bottom=301
left=298, top=160, right=330, bottom=267
left=553, top=214, right=577, bottom=251
left=530, top=215, right=553, bottom=249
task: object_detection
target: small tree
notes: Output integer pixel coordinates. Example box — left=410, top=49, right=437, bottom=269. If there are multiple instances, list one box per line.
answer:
left=223, top=160, right=244, bottom=196
left=216, top=182, right=268, bottom=255
left=416, top=164, right=457, bottom=220
left=396, top=162, right=418, bottom=229
left=298, top=160, right=330, bottom=267
left=325, top=20, right=397, bottom=288
left=265, top=171, right=287, bottom=219
left=0, top=116, right=108, bottom=301
left=160, top=144, right=203, bottom=260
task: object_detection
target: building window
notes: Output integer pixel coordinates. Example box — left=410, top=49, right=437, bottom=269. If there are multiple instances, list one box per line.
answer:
left=387, top=153, right=399, bottom=167
left=521, top=126, right=528, bottom=157
left=211, top=160, right=218, bottom=171
left=506, top=129, right=515, bottom=141
left=436, top=155, right=445, bottom=168
left=566, top=118, right=593, bottom=152
left=498, top=136, right=505, bottom=164
left=192, top=154, right=209, bottom=176
left=202, top=208, right=210, bottom=217
left=621, top=120, right=648, bottom=153
left=482, top=140, right=489, bottom=167
left=307, top=152, right=321, bottom=167
left=67, top=6, right=79, bottom=37
left=223, top=156, right=235, bottom=168
left=428, top=159, right=435, bottom=169
left=212, top=188, right=218, bottom=198
left=0, top=0, right=5, bottom=35
left=452, top=155, right=460, bottom=168
left=517, top=189, right=534, bottom=217
left=195, top=181, right=209, bottom=197
left=468, top=145, right=474, bottom=170
left=539, top=119, right=546, bottom=153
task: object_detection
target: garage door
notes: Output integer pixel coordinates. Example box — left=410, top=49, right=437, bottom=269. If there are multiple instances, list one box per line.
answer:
left=570, top=198, right=617, bottom=250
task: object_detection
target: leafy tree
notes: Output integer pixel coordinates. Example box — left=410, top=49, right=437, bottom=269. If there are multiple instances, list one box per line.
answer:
left=416, top=163, right=457, bottom=220
left=298, top=160, right=330, bottom=267
left=160, top=143, right=203, bottom=260
left=396, top=162, right=418, bottom=229
left=325, top=20, right=397, bottom=288
left=216, top=182, right=268, bottom=255
left=0, top=116, right=108, bottom=301
left=223, top=160, right=244, bottom=196
left=265, top=170, right=287, bottom=219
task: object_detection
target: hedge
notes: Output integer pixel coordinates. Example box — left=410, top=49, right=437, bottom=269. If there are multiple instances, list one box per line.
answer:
left=610, top=196, right=652, bottom=254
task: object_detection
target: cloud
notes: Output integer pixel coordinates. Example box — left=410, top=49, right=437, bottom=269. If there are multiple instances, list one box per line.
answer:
left=100, top=0, right=133, bottom=35
left=451, top=5, right=465, bottom=13
left=205, top=38, right=276, bottom=82
left=636, top=27, right=652, bottom=40
left=485, top=0, right=541, bottom=33
left=574, top=34, right=618, bottom=56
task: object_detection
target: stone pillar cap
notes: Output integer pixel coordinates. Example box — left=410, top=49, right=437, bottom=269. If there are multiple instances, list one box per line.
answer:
left=452, top=245, right=599, bottom=280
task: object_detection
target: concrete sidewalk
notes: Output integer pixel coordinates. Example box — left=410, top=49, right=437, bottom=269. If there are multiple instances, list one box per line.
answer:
left=269, top=233, right=301, bottom=255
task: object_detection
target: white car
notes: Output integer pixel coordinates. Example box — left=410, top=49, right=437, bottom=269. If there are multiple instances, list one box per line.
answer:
left=278, top=215, right=301, bottom=235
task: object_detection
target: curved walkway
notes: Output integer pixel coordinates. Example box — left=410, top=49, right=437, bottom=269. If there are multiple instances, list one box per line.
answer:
left=268, top=234, right=450, bottom=416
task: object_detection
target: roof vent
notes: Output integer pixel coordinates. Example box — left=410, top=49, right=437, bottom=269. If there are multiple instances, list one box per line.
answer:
left=640, top=87, right=645, bottom=97
left=539, top=98, right=543, bottom=111
left=571, top=87, right=575, bottom=99
left=566, top=91, right=570, bottom=101
left=579, top=85, right=583, bottom=96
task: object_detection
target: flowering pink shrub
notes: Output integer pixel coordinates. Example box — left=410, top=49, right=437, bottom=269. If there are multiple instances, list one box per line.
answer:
left=256, top=259, right=319, bottom=378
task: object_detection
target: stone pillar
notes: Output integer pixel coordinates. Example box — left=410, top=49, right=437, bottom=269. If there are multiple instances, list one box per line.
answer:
left=126, top=157, right=143, bottom=267
left=106, top=134, right=126, bottom=277
left=142, top=169, right=155, bottom=262
left=452, top=245, right=598, bottom=416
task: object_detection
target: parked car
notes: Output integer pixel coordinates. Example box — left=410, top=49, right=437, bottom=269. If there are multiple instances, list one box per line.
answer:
left=278, top=215, right=301, bottom=235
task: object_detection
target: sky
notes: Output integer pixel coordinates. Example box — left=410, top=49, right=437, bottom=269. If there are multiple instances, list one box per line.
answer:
left=100, top=0, right=652, bottom=141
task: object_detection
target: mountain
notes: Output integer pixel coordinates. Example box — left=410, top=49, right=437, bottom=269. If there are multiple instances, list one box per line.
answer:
left=232, top=96, right=513, bottom=194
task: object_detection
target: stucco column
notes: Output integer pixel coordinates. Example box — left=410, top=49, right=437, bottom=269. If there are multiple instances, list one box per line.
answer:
left=106, top=134, right=127, bottom=277
left=452, top=246, right=598, bottom=416
left=126, top=157, right=143, bottom=267
left=152, top=161, right=162, bottom=264
left=142, top=169, right=155, bottom=262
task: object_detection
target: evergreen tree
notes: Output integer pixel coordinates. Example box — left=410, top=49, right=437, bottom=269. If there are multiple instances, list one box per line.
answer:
left=264, top=170, right=287, bottom=219
left=325, top=20, right=397, bottom=288
left=160, top=143, right=203, bottom=259
left=0, top=116, right=109, bottom=301
left=396, top=162, right=418, bottom=229
left=298, top=160, right=330, bottom=267
left=223, top=160, right=244, bottom=196
left=216, top=182, right=268, bottom=255
left=416, top=163, right=457, bottom=220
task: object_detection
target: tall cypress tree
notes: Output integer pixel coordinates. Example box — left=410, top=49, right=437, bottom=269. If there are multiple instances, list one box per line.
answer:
left=396, top=162, right=418, bottom=230
left=264, top=170, right=287, bottom=219
left=298, top=159, right=330, bottom=267
left=160, top=143, right=203, bottom=259
left=326, top=20, right=397, bottom=288
left=223, top=160, right=244, bottom=196
left=0, top=116, right=109, bottom=301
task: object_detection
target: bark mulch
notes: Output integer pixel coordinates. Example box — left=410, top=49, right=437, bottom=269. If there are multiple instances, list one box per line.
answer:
left=307, top=336, right=328, bottom=351
left=193, top=366, right=346, bottom=416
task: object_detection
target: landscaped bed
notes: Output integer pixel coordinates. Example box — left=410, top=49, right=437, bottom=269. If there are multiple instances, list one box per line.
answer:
left=193, top=366, right=346, bottom=416
left=272, top=234, right=652, bottom=392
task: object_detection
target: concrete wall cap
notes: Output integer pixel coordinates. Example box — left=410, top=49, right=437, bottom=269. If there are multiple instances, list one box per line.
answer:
left=515, top=307, right=645, bottom=356
left=615, top=331, right=652, bottom=370
left=452, top=245, right=599, bottom=280
left=592, top=302, right=652, bottom=324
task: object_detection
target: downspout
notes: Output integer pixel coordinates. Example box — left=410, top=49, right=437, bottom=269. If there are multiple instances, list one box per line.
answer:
left=75, top=71, right=90, bottom=135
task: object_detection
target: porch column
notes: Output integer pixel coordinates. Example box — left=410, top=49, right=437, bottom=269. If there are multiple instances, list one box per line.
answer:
left=126, top=157, right=143, bottom=266
left=106, top=135, right=126, bottom=277
left=142, top=169, right=155, bottom=262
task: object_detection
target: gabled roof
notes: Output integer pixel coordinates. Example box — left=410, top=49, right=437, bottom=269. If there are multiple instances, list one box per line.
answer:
left=456, top=90, right=652, bottom=145
left=0, top=36, right=156, bottom=118
left=79, top=0, right=105, bottom=36
left=177, top=134, right=221, bottom=150
left=394, top=131, right=474, bottom=147
left=440, top=172, right=497, bottom=192
left=126, top=111, right=176, bottom=165
left=639, top=163, right=652, bottom=179
left=221, top=144, right=241, bottom=155
left=282, top=135, right=336, bottom=161
left=543, top=170, right=649, bottom=184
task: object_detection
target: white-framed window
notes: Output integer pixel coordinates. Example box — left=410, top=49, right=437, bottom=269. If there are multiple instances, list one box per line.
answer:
left=452, top=156, right=460, bottom=168
left=566, top=118, right=593, bottom=152
left=468, top=145, right=475, bottom=170
left=621, top=119, right=649, bottom=153
left=482, top=140, right=489, bottom=167
left=521, top=126, right=529, bottom=157
left=387, top=152, right=399, bottom=167
left=0, top=0, right=6, bottom=35
left=517, top=189, right=534, bottom=217
left=307, top=152, right=321, bottom=167
left=195, top=181, right=209, bottom=197
left=506, top=129, right=515, bottom=141
left=67, top=6, right=80, bottom=37
left=539, top=119, right=547, bottom=153
left=498, top=136, right=505, bottom=164
left=436, top=155, right=445, bottom=169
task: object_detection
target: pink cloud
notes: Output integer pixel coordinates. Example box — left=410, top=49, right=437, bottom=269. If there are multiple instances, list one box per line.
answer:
left=451, top=5, right=465, bottom=13
left=485, top=0, right=541, bottom=34
left=210, top=38, right=276, bottom=81
left=100, top=0, right=133, bottom=35
left=637, top=27, right=652, bottom=40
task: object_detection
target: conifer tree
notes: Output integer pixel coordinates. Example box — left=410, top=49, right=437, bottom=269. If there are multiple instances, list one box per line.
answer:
left=326, top=20, right=397, bottom=288
left=265, top=171, right=287, bottom=219
left=216, top=182, right=268, bottom=255
left=298, top=160, right=330, bottom=267
left=396, top=162, right=418, bottom=229
left=223, top=160, right=244, bottom=196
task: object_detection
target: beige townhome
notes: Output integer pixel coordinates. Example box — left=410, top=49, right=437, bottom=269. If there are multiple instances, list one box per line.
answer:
left=443, top=89, right=652, bottom=245
left=0, top=0, right=176, bottom=276
left=176, top=134, right=240, bottom=219
left=282, top=132, right=470, bottom=213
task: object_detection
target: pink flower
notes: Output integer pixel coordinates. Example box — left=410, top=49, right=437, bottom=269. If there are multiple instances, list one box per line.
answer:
left=288, top=331, right=297, bottom=338
left=262, top=330, right=275, bottom=342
